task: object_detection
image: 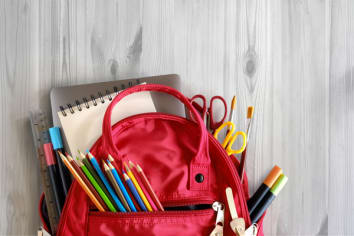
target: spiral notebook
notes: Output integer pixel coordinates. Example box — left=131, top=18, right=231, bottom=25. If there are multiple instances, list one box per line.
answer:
left=51, top=74, right=182, bottom=155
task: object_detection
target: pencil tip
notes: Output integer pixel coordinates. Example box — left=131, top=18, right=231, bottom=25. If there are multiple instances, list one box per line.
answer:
left=129, top=161, right=135, bottom=168
left=107, top=162, right=114, bottom=169
left=123, top=162, right=130, bottom=171
left=108, top=154, right=114, bottom=162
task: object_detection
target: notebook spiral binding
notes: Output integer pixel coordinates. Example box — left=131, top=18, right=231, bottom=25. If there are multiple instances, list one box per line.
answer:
left=59, top=79, right=141, bottom=117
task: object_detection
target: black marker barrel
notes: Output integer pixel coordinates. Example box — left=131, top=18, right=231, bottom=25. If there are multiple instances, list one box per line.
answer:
left=247, top=165, right=282, bottom=214
left=250, top=174, right=288, bottom=223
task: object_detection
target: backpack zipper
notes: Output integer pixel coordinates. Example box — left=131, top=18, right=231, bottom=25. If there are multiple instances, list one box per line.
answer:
left=209, top=133, right=251, bottom=226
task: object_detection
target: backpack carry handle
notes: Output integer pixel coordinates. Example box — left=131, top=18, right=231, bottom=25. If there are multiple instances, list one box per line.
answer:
left=100, top=84, right=210, bottom=191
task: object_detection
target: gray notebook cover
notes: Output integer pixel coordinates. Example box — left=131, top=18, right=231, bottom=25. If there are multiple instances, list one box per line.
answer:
left=50, top=74, right=183, bottom=127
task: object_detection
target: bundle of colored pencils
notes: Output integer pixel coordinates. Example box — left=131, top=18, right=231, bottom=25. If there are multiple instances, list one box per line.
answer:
left=58, top=150, right=164, bottom=212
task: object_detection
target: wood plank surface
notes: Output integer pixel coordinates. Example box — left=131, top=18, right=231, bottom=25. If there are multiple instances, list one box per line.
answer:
left=0, top=0, right=352, bottom=235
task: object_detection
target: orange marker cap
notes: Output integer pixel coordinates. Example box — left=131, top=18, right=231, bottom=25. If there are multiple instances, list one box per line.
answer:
left=263, top=165, right=282, bottom=187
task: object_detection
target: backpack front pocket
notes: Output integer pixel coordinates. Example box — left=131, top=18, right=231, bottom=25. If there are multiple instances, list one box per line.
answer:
left=87, top=207, right=215, bottom=236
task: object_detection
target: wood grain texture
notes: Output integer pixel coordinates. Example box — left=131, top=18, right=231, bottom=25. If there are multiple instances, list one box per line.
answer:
left=0, top=0, right=352, bottom=235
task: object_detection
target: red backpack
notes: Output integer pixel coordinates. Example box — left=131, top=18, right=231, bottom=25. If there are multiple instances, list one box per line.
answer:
left=56, top=84, right=265, bottom=236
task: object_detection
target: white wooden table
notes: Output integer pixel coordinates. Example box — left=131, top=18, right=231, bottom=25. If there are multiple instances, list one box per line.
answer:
left=1, top=0, right=353, bottom=235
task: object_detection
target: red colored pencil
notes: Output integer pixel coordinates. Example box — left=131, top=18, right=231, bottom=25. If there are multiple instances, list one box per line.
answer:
left=131, top=162, right=164, bottom=211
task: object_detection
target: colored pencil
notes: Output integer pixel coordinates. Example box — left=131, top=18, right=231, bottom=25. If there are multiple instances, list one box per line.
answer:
left=130, top=161, right=161, bottom=211
left=129, top=161, right=158, bottom=211
left=43, top=143, right=63, bottom=214
left=123, top=162, right=152, bottom=212
left=239, top=106, right=254, bottom=183
left=107, top=155, right=141, bottom=211
left=133, top=162, right=164, bottom=211
left=78, top=151, right=119, bottom=212
left=107, top=161, right=137, bottom=212
left=123, top=172, right=147, bottom=211
left=247, top=165, right=282, bottom=214
left=103, top=161, right=131, bottom=212
left=250, top=174, right=288, bottom=223
left=62, top=152, right=108, bottom=211
left=87, top=151, right=126, bottom=212
left=59, top=153, right=105, bottom=212
left=78, top=151, right=114, bottom=201
left=76, top=159, right=117, bottom=212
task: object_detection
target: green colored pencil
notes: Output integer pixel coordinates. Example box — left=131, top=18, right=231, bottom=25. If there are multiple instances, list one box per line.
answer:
left=77, top=160, right=117, bottom=212
left=78, top=151, right=118, bottom=210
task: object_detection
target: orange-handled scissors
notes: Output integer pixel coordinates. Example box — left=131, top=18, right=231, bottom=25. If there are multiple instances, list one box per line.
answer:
left=213, top=121, right=247, bottom=155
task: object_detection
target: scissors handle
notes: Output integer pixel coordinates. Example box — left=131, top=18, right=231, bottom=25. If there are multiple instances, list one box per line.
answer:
left=208, top=96, right=228, bottom=131
left=213, top=122, right=247, bottom=155
left=190, top=94, right=207, bottom=121
left=226, top=131, right=247, bottom=155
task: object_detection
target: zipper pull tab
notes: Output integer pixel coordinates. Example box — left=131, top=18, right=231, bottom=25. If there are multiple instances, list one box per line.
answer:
left=245, top=224, right=258, bottom=236
left=209, top=201, right=225, bottom=236
left=226, top=187, right=246, bottom=236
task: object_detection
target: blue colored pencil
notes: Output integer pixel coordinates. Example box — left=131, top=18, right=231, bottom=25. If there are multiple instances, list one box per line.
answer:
left=107, top=160, right=137, bottom=212
left=123, top=172, right=147, bottom=211
left=87, top=151, right=126, bottom=212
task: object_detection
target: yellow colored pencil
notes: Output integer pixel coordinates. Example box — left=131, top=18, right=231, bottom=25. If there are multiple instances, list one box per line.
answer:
left=123, top=162, right=152, bottom=212
left=59, top=153, right=105, bottom=212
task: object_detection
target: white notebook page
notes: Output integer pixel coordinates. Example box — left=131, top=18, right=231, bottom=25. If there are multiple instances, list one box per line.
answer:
left=57, top=91, right=156, bottom=155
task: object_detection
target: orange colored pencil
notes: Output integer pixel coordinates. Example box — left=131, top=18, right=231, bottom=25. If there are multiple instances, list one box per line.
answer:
left=59, top=152, right=105, bottom=212
left=132, top=162, right=164, bottom=211
left=64, top=153, right=108, bottom=211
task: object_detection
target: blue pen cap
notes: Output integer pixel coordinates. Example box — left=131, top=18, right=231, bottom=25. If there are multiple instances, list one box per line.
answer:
left=49, top=127, right=64, bottom=150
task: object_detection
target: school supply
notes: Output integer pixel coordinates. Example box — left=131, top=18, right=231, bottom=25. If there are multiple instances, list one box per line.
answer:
left=30, top=111, right=60, bottom=234
left=59, top=153, right=106, bottom=212
left=250, top=174, right=288, bottom=223
left=134, top=163, right=164, bottom=211
left=63, top=153, right=108, bottom=211
left=107, top=161, right=137, bottom=212
left=123, top=172, right=147, bottom=211
left=247, top=165, right=282, bottom=215
left=56, top=84, right=156, bottom=155
left=55, top=84, right=266, bottom=236
left=209, top=201, right=225, bottom=236
left=190, top=94, right=228, bottom=133
left=239, top=106, right=254, bottom=183
left=129, top=161, right=158, bottom=211
left=43, top=143, right=63, bottom=215
left=51, top=74, right=183, bottom=127
left=78, top=151, right=117, bottom=207
left=123, top=162, right=152, bottom=211
left=76, top=158, right=116, bottom=212
left=227, top=96, right=237, bottom=133
left=226, top=187, right=245, bottom=236
left=103, top=162, right=131, bottom=212
left=49, top=127, right=71, bottom=196
left=214, top=121, right=247, bottom=155
left=87, top=151, right=127, bottom=212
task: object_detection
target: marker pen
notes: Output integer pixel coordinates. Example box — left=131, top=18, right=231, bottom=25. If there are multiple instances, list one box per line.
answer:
left=43, top=143, right=63, bottom=214
left=250, top=174, right=288, bottom=223
left=49, top=127, right=71, bottom=196
left=247, top=165, right=282, bottom=214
